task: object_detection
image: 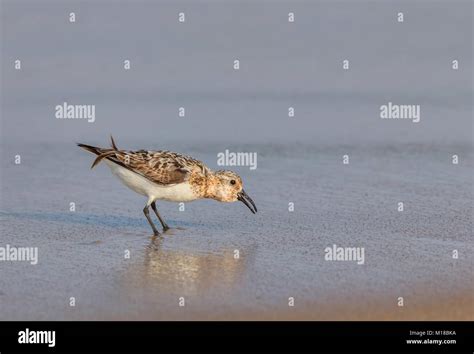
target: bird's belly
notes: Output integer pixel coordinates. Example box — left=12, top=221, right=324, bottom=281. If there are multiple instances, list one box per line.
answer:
left=155, top=183, right=198, bottom=202
left=105, top=161, right=198, bottom=202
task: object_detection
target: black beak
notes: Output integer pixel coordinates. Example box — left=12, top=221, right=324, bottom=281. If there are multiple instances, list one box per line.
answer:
left=237, top=189, right=257, bottom=214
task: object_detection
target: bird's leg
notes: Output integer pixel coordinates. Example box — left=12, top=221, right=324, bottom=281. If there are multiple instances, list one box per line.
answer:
left=143, top=205, right=160, bottom=236
left=151, top=201, right=170, bottom=231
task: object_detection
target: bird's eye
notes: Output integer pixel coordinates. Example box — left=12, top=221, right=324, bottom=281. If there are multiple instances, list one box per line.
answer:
left=230, top=180, right=236, bottom=185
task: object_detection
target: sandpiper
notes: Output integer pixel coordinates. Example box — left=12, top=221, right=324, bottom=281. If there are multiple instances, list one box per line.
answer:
left=78, top=137, right=257, bottom=235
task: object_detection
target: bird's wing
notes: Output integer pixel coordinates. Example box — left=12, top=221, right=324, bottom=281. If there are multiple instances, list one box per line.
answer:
left=110, top=150, right=208, bottom=185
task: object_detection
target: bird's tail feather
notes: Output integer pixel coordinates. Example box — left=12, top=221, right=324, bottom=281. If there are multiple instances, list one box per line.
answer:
left=110, top=135, right=118, bottom=150
left=90, top=151, right=117, bottom=169
left=77, top=136, right=120, bottom=169
left=77, top=143, right=101, bottom=155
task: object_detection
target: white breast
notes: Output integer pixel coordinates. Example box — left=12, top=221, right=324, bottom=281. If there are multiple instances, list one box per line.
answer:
left=105, top=160, right=198, bottom=203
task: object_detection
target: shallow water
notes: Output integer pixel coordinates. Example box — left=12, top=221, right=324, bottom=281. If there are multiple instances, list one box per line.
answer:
left=1, top=0, right=472, bottom=320
left=0, top=141, right=472, bottom=320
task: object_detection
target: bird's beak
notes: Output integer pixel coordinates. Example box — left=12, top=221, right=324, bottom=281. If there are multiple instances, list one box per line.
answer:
left=237, top=189, right=257, bottom=214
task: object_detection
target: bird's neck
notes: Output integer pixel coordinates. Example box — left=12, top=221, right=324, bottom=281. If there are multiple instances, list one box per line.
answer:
left=203, top=173, right=220, bottom=200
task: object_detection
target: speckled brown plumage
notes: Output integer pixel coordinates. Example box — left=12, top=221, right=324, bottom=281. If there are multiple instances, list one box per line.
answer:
left=79, top=142, right=210, bottom=186
left=78, top=136, right=257, bottom=235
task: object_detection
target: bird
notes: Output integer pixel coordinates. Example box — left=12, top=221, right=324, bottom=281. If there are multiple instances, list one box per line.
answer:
left=77, top=136, right=257, bottom=236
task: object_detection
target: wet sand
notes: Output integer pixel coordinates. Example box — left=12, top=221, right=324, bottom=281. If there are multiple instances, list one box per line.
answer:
left=0, top=141, right=472, bottom=320
left=1, top=0, right=472, bottom=321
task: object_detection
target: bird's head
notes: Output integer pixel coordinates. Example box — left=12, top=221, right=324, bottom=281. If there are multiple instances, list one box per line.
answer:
left=207, top=170, right=257, bottom=214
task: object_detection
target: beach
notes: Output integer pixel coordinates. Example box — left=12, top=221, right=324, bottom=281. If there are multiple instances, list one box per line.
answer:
left=0, top=0, right=472, bottom=320
left=1, top=141, right=472, bottom=320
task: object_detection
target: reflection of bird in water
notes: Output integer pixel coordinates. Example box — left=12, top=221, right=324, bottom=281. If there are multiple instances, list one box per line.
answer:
left=141, top=236, right=247, bottom=293
left=78, top=136, right=257, bottom=236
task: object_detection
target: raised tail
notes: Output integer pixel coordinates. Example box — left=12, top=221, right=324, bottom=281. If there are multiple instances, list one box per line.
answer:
left=77, top=143, right=102, bottom=155
left=77, top=136, right=119, bottom=169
